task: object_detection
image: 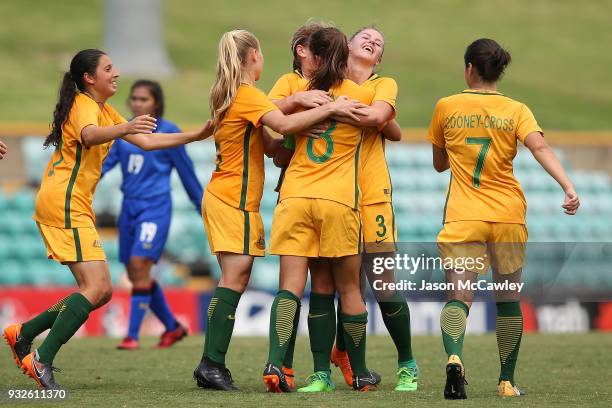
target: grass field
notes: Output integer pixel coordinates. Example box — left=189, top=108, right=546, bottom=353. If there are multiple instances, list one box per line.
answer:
left=2, top=333, right=611, bottom=407
left=1, top=0, right=611, bottom=129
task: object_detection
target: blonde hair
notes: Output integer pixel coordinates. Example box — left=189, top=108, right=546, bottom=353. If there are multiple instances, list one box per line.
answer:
left=209, top=30, right=260, bottom=127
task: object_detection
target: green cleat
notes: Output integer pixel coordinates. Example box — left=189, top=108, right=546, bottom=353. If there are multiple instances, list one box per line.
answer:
left=394, top=364, right=419, bottom=391
left=297, top=371, right=335, bottom=393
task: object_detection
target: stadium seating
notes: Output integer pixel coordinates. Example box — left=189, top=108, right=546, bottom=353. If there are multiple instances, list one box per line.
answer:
left=0, top=138, right=610, bottom=290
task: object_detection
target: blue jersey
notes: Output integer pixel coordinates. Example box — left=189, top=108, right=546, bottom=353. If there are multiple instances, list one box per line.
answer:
left=102, top=118, right=203, bottom=211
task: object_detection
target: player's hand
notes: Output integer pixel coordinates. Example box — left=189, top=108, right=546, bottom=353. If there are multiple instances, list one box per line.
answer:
left=330, top=96, right=368, bottom=121
left=562, top=187, right=580, bottom=215
left=296, top=90, right=333, bottom=108
left=194, top=119, right=214, bottom=141
left=0, top=139, right=6, bottom=160
left=126, top=115, right=157, bottom=134
left=300, top=120, right=330, bottom=139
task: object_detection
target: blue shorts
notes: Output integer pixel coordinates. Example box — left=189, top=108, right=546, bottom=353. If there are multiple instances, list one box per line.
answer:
left=118, top=195, right=172, bottom=264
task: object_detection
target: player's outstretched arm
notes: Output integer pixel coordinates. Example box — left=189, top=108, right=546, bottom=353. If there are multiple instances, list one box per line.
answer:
left=81, top=115, right=157, bottom=147
left=123, top=120, right=214, bottom=151
left=332, top=100, right=395, bottom=128
left=524, top=131, right=580, bottom=215
left=381, top=119, right=402, bottom=141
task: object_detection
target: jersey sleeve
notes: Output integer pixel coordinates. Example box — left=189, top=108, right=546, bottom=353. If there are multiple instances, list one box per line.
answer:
left=101, top=140, right=120, bottom=177
left=268, top=75, right=293, bottom=100
left=169, top=146, right=204, bottom=213
left=70, top=96, right=100, bottom=143
left=373, top=77, right=398, bottom=110
left=516, top=104, right=543, bottom=144
left=427, top=99, right=446, bottom=148
left=239, top=87, right=279, bottom=128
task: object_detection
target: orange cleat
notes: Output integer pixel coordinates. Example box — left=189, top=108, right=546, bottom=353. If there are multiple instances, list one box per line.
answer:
left=3, top=323, right=32, bottom=367
left=21, top=351, right=62, bottom=389
left=263, top=363, right=292, bottom=393
left=282, top=366, right=296, bottom=390
left=331, top=344, right=353, bottom=387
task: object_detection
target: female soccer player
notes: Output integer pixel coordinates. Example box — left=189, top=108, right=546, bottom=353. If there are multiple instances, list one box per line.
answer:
left=324, top=26, right=418, bottom=393
left=0, top=139, right=6, bottom=159
left=191, top=29, right=366, bottom=392
left=263, top=27, right=380, bottom=393
left=102, top=80, right=203, bottom=350
left=428, top=38, right=580, bottom=399
left=2, top=49, right=213, bottom=389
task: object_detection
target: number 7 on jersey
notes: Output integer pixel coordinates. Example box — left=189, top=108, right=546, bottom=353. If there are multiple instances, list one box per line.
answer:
left=465, top=137, right=492, bottom=188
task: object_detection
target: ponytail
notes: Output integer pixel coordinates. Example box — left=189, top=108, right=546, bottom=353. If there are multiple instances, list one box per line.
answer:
left=45, top=72, right=77, bottom=148
left=44, top=49, right=106, bottom=148
left=307, top=27, right=349, bottom=91
left=210, top=30, right=260, bottom=128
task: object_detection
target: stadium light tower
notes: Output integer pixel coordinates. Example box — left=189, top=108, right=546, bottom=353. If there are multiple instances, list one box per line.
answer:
left=104, top=0, right=175, bottom=77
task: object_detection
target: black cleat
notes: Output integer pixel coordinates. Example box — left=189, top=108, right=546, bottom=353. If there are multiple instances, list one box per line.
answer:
left=444, top=355, right=468, bottom=399
left=21, top=351, right=62, bottom=390
left=3, top=323, right=32, bottom=367
left=262, top=363, right=292, bottom=393
left=193, top=357, right=238, bottom=391
left=352, top=371, right=382, bottom=391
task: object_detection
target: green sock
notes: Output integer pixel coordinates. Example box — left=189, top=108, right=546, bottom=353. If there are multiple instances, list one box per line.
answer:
left=378, top=292, right=413, bottom=363
left=335, top=305, right=346, bottom=352
left=203, top=287, right=241, bottom=365
left=340, top=311, right=368, bottom=376
left=20, top=295, right=70, bottom=341
left=496, top=301, right=523, bottom=385
left=282, top=301, right=301, bottom=369
left=267, top=290, right=299, bottom=367
left=37, top=293, right=92, bottom=365
left=440, top=300, right=469, bottom=360
left=308, top=293, right=336, bottom=372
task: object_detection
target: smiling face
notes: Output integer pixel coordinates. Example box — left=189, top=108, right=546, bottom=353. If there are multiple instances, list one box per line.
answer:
left=83, top=54, right=120, bottom=99
left=349, top=28, right=384, bottom=67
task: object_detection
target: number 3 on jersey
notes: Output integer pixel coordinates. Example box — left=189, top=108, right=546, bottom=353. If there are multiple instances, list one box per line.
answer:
left=307, top=120, right=336, bottom=163
left=466, top=137, right=492, bottom=188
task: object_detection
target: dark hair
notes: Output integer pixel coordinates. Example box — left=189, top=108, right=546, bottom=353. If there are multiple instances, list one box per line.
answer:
left=307, top=27, right=349, bottom=91
left=129, top=79, right=165, bottom=118
left=464, top=38, right=511, bottom=82
left=349, top=25, right=385, bottom=58
left=290, top=22, right=325, bottom=72
left=45, top=49, right=106, bottom=148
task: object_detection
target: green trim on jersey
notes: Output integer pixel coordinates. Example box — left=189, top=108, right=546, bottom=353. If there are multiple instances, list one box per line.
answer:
left=48, top=139, right=64, bottom=177
left=64, top=143, right=83, bottom=228
left=239, top=123, right=253, bottom=210
left=72, top=228, right=83, bottom=262
left=354, top=130, right=364, bottom=209
left=442, top=173, right=453, bottom=225
left=243, top=210, right=250, bottom=255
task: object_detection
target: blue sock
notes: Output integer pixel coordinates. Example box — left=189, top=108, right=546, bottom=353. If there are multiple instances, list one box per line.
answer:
left=150, top=281, right=178, bottom=331
left=127, top=286, right=152, bottom=340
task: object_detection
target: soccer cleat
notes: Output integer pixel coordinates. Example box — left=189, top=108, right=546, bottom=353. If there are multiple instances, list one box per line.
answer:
left=116, top=337, right=140, bottom=350
left=394, top=364, right=419, bottom=391
left=193, top=358, right=238, bottom=391
left=20, top=351, right=62, bottom=390
left=352, top=371, right=382, bottom=392
left=330, top=344, right=353, bottom=387
left=444, top=354, right=468, bottom=399
left=262, top=363, right=292, bottom=393
left=156, top=323, right=188, bottom=348
left=3, top=323, right=32, bottom=367
left=282, top=366, right=296, bottom=390
left=297, top=371, right=335, bottom=393
left=498, top=380, right=525, bottom=397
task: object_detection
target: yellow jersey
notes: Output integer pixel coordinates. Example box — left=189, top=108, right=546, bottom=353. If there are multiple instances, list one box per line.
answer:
left=34, top=93, right=126, bottom=228
left=428, top=89, right=543, bottom=224
left=207, top=84, right=279, bottom=212
left=268, top=70, right=308, bottom=101
left=359, top=74, right=398, bottom=205
left=280, top=79, right=375, bottom=209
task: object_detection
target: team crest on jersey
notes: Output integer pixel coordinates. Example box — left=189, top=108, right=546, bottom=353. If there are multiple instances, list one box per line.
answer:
left=93, top=240, right=103, bottom=248
left=256, top=236, right=266, bottom=250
